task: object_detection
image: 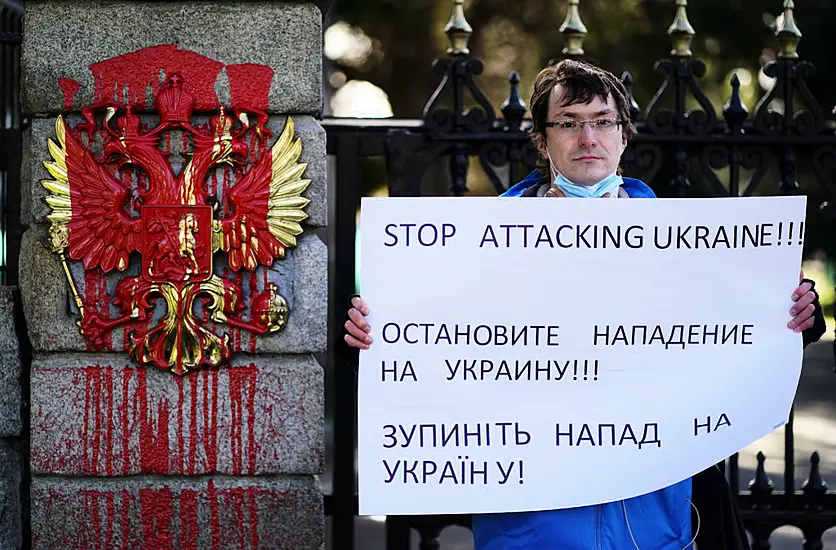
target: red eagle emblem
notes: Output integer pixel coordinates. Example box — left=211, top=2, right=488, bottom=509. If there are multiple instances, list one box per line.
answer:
left=40, top=73, right=311, bottom=375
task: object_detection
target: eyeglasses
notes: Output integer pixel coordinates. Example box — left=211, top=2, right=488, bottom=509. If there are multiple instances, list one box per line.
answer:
left=544, top=118, right=623, bottom=136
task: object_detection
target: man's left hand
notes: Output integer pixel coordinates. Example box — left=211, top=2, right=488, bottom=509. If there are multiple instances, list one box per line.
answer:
left=788, top=270, right=817, bottom=333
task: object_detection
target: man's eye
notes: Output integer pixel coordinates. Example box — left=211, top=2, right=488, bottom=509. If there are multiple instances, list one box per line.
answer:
left=559, top=121, right=577, bottom=129
left=596, top=119, right=616, bottom=127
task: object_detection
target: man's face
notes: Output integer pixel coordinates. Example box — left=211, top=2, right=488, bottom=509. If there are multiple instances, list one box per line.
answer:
left=540, top=84, right=627, bottom=186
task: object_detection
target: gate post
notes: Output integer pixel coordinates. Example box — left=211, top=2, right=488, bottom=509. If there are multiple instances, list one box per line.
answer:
left=19, top=2, right=327, bottom=548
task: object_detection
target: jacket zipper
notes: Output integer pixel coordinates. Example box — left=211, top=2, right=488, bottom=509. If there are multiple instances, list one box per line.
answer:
left=595, top=504, right=603, bottom=550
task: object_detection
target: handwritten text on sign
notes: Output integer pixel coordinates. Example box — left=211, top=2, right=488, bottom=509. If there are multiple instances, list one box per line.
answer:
left=357, top=196, right=807, bottom=516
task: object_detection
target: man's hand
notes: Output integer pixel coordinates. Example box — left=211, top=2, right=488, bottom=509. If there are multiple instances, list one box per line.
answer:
left=344, top=296, right=373, bottom=349
left=788, top=270, right=817, bottom=333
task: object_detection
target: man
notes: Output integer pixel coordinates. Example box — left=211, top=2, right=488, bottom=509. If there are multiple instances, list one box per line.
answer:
left=343, top=59, right=827, bottom=549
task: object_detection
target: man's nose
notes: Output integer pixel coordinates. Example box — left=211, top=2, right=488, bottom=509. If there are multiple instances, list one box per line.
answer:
left=578, top=124, right=597, bottom=147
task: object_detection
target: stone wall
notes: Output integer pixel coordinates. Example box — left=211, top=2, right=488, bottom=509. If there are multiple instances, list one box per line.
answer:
left=19, top=1, right=327, bottom=548
left=0, top=288, right=22, bottom=550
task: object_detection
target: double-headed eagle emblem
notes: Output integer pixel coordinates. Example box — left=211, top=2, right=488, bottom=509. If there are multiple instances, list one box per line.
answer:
left=40, top=74, right=311, bottom=375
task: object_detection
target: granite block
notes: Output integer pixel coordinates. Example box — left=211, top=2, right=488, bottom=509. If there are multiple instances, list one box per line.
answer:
left=31, top=353, right=323, bottom=476
left=22, top=1, right=322, bottom=116
left=31, top=475, right=323, bottom=550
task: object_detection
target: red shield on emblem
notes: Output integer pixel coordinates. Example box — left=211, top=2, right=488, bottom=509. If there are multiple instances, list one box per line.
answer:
left=141, top=205, right=213, bottom=283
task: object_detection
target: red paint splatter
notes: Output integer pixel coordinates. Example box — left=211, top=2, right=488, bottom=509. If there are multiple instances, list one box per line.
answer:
left=89, top=44, right=223, bottom=110
left=121, top=368, right=132, bottom=475
left=57, top=77, right=81, bottom=111
left=140, top=487, right=174, bottom=548
left=105, top=366, right=115, bottom=476
left=121, top=490, right=131, bottom=546
left=208, top=480, right=220, bottom=550
left=138, top=368, right=170, bottom=474
left=202, top=369, right=219, bottom=471
left=81, top=45, right=275, bottom=113
left=36, top=483, right=303, bottom=547
left=176, top=376, right=185, bottom=472
left=105, top=492, right=115, bottom=548
left=179, top=490, right=199, bottom=550
left=248, top=487, right=260, bottom=548
left=222, top=167, right=232, bottom=217
left=188, top=373, right=199, bottom=475
left=54, top=362, right=268, bottom=477
left=90, top=491, right=101, bottom=549
left=249, top=271, right=258, bottom=354
left=83, top=270, right=113, bottom=351
left=227, top=63, right=273, bottom=111
left=229, top=365, right=258, bottom=475
left=82, top=365, right=116, bottom=475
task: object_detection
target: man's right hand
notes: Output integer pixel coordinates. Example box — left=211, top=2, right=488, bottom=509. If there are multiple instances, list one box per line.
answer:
left=344, top=296, right=373, bottom=350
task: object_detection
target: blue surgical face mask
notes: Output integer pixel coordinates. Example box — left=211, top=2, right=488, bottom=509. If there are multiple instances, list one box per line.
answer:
left=547, top=151, right=622, bottom=198
left=554, top=171, right=622, bottom=198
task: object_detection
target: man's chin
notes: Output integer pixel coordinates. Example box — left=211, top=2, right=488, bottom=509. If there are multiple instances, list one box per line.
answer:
left=566, top=173, right=607, bottom=186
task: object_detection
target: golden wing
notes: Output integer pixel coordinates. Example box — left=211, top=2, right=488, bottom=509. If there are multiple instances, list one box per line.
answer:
left=214, top=117, right=312, bottom=270
left=42, top=117, right=72, bottom=252
left=42, top=116, right=142, bottom=272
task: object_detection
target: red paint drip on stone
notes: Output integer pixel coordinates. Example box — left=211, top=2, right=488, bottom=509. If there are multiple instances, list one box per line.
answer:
left=246, top=367, right=257, bottom=474
left=57, top=77, right=81, bottom=111
left=138, top=368, right=170, bottom=473
left=188, top=372, right=199, bottom=474
left=202, top=370, right=219, bottom=471
left=89, top=44, right=224, bottom=110
left=121, top=490, right=131, bottom=546
left=89, top=491, right=101, bottom=549
left=140, top=487, right=174, bottom=549
left=176, top=376, right=185, bottom=472
left=83, top=269, right=112, bottom=351
left=249, top=272, right=258, bottom=353
left=222, top=166, right=232, bottom=219
left=208, top=480, right=220, bottom=549
left=229, top=364, right=258, bottom=475
left=83, top=370, right=91, bottom=472
left=105, top=492, right=115, bottom=549
left=179, top=489, right=199, bottom=550
left=105, top=366, right=115, bottom=476
left=121, top=368, right=132, bottom=475
left=248, top=486, right=260, bottom=548
left=226, top=63, right=273, bottom=111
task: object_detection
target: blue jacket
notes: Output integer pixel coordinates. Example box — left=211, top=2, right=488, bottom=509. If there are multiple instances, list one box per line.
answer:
left=471, top=171, right=693, bottom=550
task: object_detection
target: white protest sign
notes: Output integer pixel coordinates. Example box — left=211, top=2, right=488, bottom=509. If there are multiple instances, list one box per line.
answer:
left=356, top=195, right=807, bottom=516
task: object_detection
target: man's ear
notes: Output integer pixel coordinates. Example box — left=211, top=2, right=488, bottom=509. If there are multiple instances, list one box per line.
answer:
left=536, top=137, right=548, bottom=159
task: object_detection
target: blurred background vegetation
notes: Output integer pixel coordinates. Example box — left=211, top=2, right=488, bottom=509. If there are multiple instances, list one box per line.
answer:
left=320, top=0, right=836, bottom=317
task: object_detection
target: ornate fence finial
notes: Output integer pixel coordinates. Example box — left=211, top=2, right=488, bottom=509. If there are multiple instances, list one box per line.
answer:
left=622, top=72, right=641, bottom=120
left=749, top=451, right=775, bottom=508
left=559, top=0, right=587, bottom=56
left=723, top=73, right=749, bottom=132
left=802, top=451, right=827, bottom=510
left=501, top=72, right=527, bottom=131
left=667, top=0, right=695, bottom=57
left=445, top=0, right=473, bottom=56
left=776, top=0, right=802, bottom=59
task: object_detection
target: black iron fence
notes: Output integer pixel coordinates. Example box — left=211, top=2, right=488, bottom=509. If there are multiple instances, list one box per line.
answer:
left=323, top=1, right=836, bottom=549
left=0, top=3, right=21, bottom=286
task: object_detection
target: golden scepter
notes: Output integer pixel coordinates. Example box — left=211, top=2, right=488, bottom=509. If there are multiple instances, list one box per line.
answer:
left=49, top=225, right=85, bottom=320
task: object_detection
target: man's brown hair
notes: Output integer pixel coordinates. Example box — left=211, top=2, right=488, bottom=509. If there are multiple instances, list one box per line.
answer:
left=529, top=59, right=636, bottom=175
